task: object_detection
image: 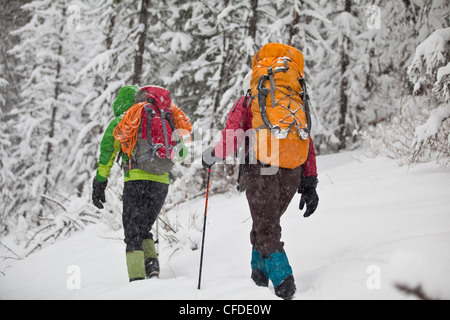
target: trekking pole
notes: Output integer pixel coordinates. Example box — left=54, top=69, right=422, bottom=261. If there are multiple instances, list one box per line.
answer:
left=198, top=168, right=211, bottom=290
left=156, top=216, right=160, bottom=257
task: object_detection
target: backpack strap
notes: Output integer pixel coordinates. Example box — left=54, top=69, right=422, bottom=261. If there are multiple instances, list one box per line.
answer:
left=243, top=90, right=252, bottom=108
left=165, top=108, right=176, bottom=132
left=160, top=109, right=171, bottom=159
left=267, top=67, right=277, bottom=109
left=257, top=74, right=273, bottom=131
left=256, top=62, right=290, bottom=134
left=256, top=63, right=311, bottom=140
left=144, top=104, right=154, bottom=145
left=299, top=77, right=312, bottom=134
left=231, top=99, right=240, bottom=112
left=132, top=104, right=158, bottom=166
left=268, top=59, right=290, bottom=110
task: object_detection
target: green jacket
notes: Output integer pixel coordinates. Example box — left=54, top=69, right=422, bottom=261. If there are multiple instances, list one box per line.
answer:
left=95, top=86, right=180, bottom=185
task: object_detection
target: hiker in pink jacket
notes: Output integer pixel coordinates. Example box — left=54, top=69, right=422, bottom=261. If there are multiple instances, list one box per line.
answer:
left=202, top=76, right=319, bottom=300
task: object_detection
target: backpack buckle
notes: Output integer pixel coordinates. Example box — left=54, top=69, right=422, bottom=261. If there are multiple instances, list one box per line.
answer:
left=299, top=128, right=310, bottom=140
left=271, top=126, right=290, bottom=139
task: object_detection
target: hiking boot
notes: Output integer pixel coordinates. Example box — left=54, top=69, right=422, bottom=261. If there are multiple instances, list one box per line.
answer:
left=251, top=250, right=268, bottom=287
left=274, top=275, right=296, bottom=300
left=265, top=251, right=296, bottom=300
left=142, top=239, right=159, bottom=278
left=145, top=258, right=160, bottom=279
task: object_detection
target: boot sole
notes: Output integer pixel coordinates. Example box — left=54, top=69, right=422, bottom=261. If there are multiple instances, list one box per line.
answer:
left=147, top=271, right=160, bottom=279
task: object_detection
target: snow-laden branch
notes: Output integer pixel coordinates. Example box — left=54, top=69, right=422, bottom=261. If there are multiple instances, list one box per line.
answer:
left=412, top=103, right=450, bottom=148
left=408, top=27, right=450, bottom=94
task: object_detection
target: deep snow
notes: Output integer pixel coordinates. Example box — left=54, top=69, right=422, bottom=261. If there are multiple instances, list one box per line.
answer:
left=1, top=152, right=450, bottom=300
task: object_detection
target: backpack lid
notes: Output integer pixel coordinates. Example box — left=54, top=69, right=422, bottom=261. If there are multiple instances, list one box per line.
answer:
left=136, top=86, right=172, bottom=109
left=113, top=86, right=139, bottom=117
left=252, top=43, right=304, bottom=76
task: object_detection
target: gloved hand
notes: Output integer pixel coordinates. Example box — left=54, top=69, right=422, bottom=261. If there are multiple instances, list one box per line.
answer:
left=202, top=147, right=216, bottom=169
left=92, top=178, right=108, bottom=209
left=298, top=176, right=319, bottom=218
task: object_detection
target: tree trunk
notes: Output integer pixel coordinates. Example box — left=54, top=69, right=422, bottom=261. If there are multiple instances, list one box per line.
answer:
left=133, top=0, right=150, bottom=85
left=212, top=37, right=232, bottom=127
left=212, top=0, right=232, bottom=128
left=337, top=0, right=352, bottom=150
left=43, top=17, right=64, bottom=196
left=288, top=1, right=300, bottom=47
left=249, top=0, right=258, bottom=41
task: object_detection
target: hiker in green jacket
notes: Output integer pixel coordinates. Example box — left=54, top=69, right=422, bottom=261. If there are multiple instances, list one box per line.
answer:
left=92, top=85, right=192, bottom=281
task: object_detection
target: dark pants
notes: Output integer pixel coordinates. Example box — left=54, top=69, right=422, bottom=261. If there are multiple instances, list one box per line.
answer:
left=245, top=162, right=302, bottom=257
left=122, top=180, right=169, bottom=252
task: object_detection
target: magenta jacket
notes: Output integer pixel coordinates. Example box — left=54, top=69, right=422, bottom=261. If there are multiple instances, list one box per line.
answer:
left=213, top=95, right=318, bottom=177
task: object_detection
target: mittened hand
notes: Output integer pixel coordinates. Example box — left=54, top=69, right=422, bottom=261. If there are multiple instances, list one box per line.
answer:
left=299, top=188, right=319, bottom=218
left=298, top=176, right=319, bottom=218
left=92, top=178, right=108, bottom=209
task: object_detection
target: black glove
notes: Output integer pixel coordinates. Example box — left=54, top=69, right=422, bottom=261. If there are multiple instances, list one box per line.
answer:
left=202, top=147, right=216, bottom=169
left=92, top=178, right=108, bottom=209
left=298, top=176, right=319, bottom=218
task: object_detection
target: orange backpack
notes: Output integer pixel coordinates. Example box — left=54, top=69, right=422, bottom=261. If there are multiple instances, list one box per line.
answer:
left=250, top=43, right=311, bottom=169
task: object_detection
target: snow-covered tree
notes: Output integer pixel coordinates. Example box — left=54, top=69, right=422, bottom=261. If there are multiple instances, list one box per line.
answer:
left=365, top=2, right=450, bottom=166
left=69, top=0, right=142, bottom=196
left=0, top=0, right=32, bottom=236
left=0, top=0, right=31, bottom=114
left=161, top=0, right=254, bottom=129
left=7, top=0, right=96, bottom=232
left=408, top=27, right=450, bottom=164
left=309, top=0, right=369, bottom=152
left=0, top=77, right=13, bottom=235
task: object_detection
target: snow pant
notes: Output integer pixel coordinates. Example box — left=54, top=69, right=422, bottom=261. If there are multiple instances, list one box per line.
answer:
left=122, top=180, right=169, bottom=252
left=245, top=162, right=302, bottom=257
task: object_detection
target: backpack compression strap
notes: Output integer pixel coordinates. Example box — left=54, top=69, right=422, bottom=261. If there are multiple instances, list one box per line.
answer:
left=132, top=104, right=159, bottom=166
left=135, top=105, right=177, bottom=164
left=160, top=110, right=171, bottom=159
left=299, top=77, right=312, bottom=134
left=256, top=65, right=312, bottom=140
left=256, top=63, right=291, bottom=137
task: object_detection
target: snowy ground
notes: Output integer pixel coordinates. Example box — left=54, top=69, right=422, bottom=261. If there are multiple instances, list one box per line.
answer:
left=1, top=152, right=450, bottom=300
